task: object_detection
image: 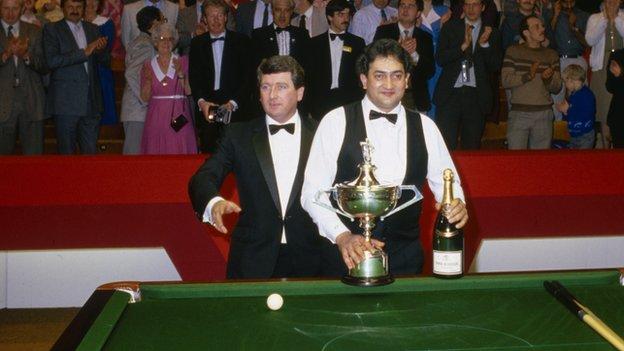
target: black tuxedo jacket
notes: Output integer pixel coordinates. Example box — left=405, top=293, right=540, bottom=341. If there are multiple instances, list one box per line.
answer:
left=189, top=30, right=251, bottom=115
left=373, top=24, right=435, bottom=112
left=433, top=18, right=502, bottom=114
left=188, top=116, right=324, bottom=279
left=307, top=31, right=365, bottom=120
left=250, top=24, right=310, bottom=71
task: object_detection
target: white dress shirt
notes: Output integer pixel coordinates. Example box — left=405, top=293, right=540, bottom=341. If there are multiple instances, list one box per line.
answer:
left=398, top=22, right=420, bottom=64
left=300, top=96, right=465, bottom=243
left=349, top=4, right=398, bottom=44
left=210, top=32, right=225, bottom=91
left=275, top=24, right=291, bottom=55
left=298, top=5, right=314, bottom=35
left=328, top=29, right=345, bottom=89
left=203, top=113, right=302, bottom=244
left=66, top=20, right=89, bottom=73
left=253, top=0, right=273, bottom=29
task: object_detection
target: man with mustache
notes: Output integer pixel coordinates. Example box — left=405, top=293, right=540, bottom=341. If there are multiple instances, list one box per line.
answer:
left=306, top=0, right=364, bottom=120
left=42, top=0, right=109, bottom=154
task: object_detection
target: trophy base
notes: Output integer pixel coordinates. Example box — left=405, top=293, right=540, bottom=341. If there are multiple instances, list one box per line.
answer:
left=341, top=274, right=395, bottom=287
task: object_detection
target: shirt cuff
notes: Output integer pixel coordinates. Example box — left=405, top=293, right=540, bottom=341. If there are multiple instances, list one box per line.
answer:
left=202, top=196, right=225, bottom=225
left=411, top=51, right=419, bottom=64
left=480, top=42, right=490, bottom=48
left=228, top=100, right=238, bottom=111
left=197, top=98, right=207, bottom=109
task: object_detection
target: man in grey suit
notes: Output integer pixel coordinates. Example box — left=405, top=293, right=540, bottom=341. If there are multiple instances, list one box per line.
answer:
left=121, top=0, right=178, bottom=48
left=0, top=0, right=47, bottom=155
left=120, top=6, right=161, bottom=154
left=291, top=0, right=327, bottom=37
left=235, top=0, right=271, bottom=37
left=43, top=0, right=109, bottom=154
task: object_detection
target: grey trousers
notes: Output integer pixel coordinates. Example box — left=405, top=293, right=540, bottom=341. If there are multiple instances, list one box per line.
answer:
left=122, top=121, right=145, bottom=155
left=507, top=109, right=554, bottom=150
left=0, top=90, right=44, bottom=155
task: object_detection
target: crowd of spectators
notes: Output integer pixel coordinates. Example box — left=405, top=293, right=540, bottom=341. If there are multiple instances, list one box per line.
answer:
left=1, top=0, right=623, bottom=155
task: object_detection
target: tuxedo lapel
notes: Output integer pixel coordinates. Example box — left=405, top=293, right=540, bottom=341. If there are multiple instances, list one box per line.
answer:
left=321, top=34, right=332, bottom=88
left=285, top=117, right=313, bottom=213
left=252, top=119, right=282, bottom=215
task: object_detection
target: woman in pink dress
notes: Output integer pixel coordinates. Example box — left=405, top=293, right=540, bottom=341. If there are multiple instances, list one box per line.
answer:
left=140, top=23, right=197, bottom=154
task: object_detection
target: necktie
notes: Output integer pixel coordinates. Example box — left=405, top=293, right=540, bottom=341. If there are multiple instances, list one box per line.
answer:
left=210, top=37, right=225, bottom=43
left=262, top=3, right=269, bottom=27
left=299, top=14, right=306, bottom=29
left=403, top=29, right=409, bottom=39
left=269, top=123, right=295, bottom=135
left=7, top=25, right=14, bottom=38
left=330, top=33, right=345, bottom=41
left=369, top=110, right=397, bottom=124
left=381, top=8, right=387, bottom=22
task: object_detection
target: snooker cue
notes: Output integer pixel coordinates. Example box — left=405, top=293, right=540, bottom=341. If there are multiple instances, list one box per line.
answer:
left=544, top=280, right=624, bottom=351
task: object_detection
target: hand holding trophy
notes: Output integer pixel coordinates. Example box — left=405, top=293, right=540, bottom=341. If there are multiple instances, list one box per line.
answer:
left=315, top=139, right=422, bottom=286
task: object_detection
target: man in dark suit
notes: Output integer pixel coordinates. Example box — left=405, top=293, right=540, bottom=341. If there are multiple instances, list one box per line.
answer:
left=189, top=0, right=251, bottom=153
left=433, top=0, right=501, bottom=150
left=43, top=0, right=109, bottom=154
left=189, top=55, right=332, bottom=279
left=373, top=0, right=434, bottom=113
left=307, top=0, right=364, bottom=120
left=250, top=0, right=309, bottom=71
left=0, top=0, right=47, bottom=155
left=235, top=0, right=272, bottom=38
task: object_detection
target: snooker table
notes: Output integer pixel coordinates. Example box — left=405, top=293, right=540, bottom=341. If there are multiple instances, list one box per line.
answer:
left=52, top=270, right=624, bottom=351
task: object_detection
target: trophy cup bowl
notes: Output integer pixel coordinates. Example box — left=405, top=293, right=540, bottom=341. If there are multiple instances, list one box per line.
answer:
left=313, top=139, right=423, bottom=287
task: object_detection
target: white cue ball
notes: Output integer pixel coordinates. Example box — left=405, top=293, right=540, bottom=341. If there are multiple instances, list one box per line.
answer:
left=267, top=293, right=284, bottom=311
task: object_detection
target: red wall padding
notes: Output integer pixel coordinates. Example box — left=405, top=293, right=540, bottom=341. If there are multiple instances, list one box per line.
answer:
left=1, top=150, right=623, bottom=278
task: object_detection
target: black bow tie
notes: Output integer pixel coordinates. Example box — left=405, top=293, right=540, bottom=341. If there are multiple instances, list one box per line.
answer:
left=269, top=123, right=295, bottom=135
left=275, top=27, right=289, bottom=34
left=369, top=110, right=398, bottom=124
left=330, top=33, right=346, bottom=41
left=210, top=37, right=225, bottom=43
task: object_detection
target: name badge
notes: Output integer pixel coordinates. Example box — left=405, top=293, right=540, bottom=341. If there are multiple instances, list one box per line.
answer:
left=342, top=46, right=352, bottom=53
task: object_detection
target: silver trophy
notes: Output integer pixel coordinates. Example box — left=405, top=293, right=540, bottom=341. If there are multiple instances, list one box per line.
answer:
left=315, top=139, right=422, bottom=286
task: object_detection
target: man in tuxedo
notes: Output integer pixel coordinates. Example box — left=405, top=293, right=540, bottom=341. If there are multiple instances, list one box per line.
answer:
left=250, top=0, right=310, bottom=114
left=189, top=0, right=251, bottom=153
left=433, top=0, right=501, bottom=150
left=291, top=0, right=328, bottom=38
left=373, top=0, right=434, bottom=112
left=301, top=39, right=468, bottom=275
left=120, top=0, right=178, bottom=48
left=189, top=55, right=331, bottom=279
left=235, top=0, right=272, bottom=38
left=43, top=0, right=109, bottom=154
left=0, top=0, right=47, bottom=155
left=307, top=0, right=364, bottom=120
left=176, top=0, right=235, bottom=54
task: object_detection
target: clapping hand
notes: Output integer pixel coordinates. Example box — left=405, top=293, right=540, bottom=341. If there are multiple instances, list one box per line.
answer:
left=461, top=23, right=472, bottom=51
left=610, top=59, right=622, bottom=77
left=542, top=65, right=554, bottom=80
left=478, top=26, right=492, bottom=46
left=400, top=36, right=417, bottom=54
left=529, top=61, right=540, bottom=79
left=555, top=99, right=569, bottom=114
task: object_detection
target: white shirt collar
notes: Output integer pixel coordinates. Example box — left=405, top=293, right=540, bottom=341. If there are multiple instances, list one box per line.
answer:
left=465, top=18, right=482, bottom=28
left=151, top=53, right=179, bottom=81
left=302, top=5, right=313, bottom=19
left=1, top=20, right=19, bottom=34
left=362, top=95, right=404, bottom=127
left=266, top=111, right=301, bottom=126
left=65, top=19, right=83, bottom=30
left=91, top=15, right=108, bottom=26
left=210, top=31, right=226, bottom=39
left=398, top=22, right=414, bottom=35
left=328, top=28, right=345, bottom=35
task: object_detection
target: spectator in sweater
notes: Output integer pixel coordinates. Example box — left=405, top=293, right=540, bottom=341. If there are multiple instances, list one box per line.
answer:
left=556, top=64, right=596, bottom=149
left=502, top=14, right=562, bottom=149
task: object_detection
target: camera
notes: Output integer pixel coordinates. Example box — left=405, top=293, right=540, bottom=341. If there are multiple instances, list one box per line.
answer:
left=208, top=105, right=232, bottom=124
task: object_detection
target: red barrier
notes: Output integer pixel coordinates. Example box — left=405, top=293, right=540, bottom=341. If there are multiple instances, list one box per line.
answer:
left=1, top=150, right=623, bottom=279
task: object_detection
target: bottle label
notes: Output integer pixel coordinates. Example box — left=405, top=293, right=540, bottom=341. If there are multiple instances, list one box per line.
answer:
left=433, top=250, right=463, bottom=275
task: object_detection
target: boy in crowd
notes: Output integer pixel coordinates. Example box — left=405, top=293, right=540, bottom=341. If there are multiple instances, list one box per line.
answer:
left=556, top=64, right=596, bottom=149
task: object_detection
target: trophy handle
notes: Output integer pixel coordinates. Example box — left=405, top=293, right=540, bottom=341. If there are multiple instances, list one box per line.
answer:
left=380, top=185, right=423, bottom=221
left=314, top=189, right=355, bottom=220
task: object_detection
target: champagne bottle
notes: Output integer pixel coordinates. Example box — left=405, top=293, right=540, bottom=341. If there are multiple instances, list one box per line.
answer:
left=433, top=169, right=464, bottom=278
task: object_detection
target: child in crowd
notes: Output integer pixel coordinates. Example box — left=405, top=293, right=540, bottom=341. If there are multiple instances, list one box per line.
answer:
left=556, top=64, right=596, bottom=149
